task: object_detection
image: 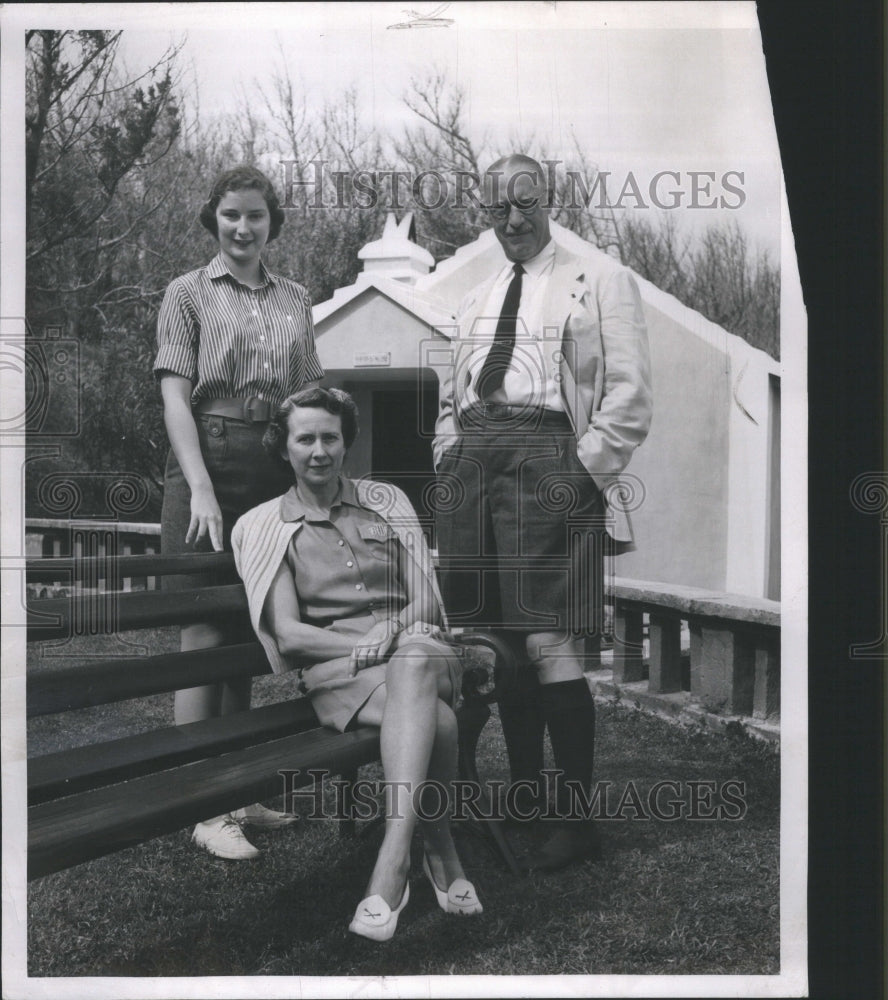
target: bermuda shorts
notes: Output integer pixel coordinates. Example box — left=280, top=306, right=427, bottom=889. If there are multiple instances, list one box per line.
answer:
left=435, top=406, right=609, bottom=635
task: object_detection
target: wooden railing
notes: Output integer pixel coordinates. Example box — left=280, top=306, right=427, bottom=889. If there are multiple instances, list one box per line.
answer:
left=25, top=518, right=161, bottom=594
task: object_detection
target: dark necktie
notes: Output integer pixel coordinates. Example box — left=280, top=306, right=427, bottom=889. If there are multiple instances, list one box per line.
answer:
left=476, top=263, right=524, bottom=398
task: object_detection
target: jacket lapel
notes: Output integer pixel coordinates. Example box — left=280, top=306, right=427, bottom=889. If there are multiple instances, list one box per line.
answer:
left=542, top=249, right=589, bottom=431
left=543, top=248, right=587, bottom=334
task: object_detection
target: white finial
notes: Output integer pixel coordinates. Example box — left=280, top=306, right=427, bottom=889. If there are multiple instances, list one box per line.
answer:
left=358, top=212, right=434, bottom=284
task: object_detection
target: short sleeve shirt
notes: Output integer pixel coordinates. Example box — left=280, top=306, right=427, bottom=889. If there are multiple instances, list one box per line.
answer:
left=153, top=253, right=324, bottom=407
left=280, top=480, right=408, bottom=625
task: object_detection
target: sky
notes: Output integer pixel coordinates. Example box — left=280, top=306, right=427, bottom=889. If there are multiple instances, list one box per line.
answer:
left=91, top=1, right=785, bottom=253
left=0, top=0, right=784, bottom=263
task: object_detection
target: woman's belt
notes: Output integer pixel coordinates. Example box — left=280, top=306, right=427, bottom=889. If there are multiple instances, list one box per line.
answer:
left=194, top=396, right=272, bottom=424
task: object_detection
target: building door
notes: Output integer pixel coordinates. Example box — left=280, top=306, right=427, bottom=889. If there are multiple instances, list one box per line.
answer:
left=371, top=377, right=439, bottom=544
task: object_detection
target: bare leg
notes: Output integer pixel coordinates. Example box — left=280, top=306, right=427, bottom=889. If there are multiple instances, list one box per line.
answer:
left=354, top=646, right=453, bottom=909
left=176, top=622, right=255, bottom=846
left=174, top=622, right=252, bottom=725
left=418, top=700, right=468, bottom=889
left=526, top=630, right=586, bottom=683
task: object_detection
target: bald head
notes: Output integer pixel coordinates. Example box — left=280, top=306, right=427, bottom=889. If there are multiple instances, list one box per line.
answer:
left=483, top=154, right=552, bottom=263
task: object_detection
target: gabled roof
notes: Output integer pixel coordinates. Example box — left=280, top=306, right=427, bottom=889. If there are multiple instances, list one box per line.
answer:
left=313, top=220, right=778, bottom=374
left=417, top=221, right=778, bottom=371
left=312, top=271, right=456, bottom=335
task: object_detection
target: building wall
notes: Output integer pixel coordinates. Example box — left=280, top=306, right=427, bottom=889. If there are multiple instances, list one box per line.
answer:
left=615, top=301, right=731, bottom=590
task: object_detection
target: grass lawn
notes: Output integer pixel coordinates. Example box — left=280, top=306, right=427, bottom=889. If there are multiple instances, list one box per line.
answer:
left=26, top=631, right=779, bottom=979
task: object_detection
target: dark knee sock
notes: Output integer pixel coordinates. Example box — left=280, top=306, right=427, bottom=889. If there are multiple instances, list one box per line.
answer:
left=539, top=678, right=596, bottom=821
left=495, top=664, right=546, bottom=800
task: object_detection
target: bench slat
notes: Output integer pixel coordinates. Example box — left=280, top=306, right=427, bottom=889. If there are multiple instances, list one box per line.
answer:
left=27, top=552, right=235, bottom=582
left=29, top=700, right=321, bottom=804
left=29, top=726, right=381, bottom=879
left=27, top=585, right=249, bottom=641
left=28, top=642, right=272, bottom=716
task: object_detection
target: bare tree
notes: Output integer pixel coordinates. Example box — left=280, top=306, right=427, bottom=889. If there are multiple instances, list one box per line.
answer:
left=393, top=72, right=487, bottom=257
left=26, top=31, right=183, bottom=265
left=548, top=138, right=624, bottom=258
left=236, top=65, right=384, bottom=303
left=618, top=211, right=692, bottom=300
left=686, top=219, right=779, bottom=356
left=399, top=71, right=481, bottom=176
left=25, top=29, right=191, bottom=513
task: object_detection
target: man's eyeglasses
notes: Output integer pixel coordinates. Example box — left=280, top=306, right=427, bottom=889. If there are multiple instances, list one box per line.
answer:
left=483, top=198, right=541, bottom=222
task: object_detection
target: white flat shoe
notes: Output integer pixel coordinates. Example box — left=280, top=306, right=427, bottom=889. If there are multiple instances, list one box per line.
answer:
left=348, top=882, right=410, bottom=942
left=422, top=854, right=483, bottom=916
left=192, top=817, right=260, bottom=860
left=231, top=803, right=298, bottom=828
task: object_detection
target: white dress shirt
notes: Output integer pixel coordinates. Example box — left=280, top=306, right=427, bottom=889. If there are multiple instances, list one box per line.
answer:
left=463, top=239, right=564, bottom=411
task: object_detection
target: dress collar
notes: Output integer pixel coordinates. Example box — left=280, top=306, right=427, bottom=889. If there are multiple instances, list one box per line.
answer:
left=279, top=477, right=360, bottom=522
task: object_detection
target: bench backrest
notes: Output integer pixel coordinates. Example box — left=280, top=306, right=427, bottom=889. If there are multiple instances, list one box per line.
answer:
left=27, top=552, right=264, bottom=716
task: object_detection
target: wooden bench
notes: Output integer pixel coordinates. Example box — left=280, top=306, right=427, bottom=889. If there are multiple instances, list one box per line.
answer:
left=26, top=551, right=519, bottom=880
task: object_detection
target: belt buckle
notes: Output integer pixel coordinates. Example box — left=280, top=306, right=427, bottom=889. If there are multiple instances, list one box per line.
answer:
left=243, top=395, right=262, bottom=424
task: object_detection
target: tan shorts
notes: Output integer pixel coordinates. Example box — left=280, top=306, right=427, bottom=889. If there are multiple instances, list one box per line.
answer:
left=300, top=616, right=463, bottom=732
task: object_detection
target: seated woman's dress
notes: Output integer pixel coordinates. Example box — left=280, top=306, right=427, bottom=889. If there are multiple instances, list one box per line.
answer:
left=234, top=479, right=462, bottom=732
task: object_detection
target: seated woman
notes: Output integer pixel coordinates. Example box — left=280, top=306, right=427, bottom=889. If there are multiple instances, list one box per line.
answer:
left=231, top=387, right=482, bottom=941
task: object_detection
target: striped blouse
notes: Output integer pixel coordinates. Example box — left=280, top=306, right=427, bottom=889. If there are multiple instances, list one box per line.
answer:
left=153, top=253, right=325, bottom=408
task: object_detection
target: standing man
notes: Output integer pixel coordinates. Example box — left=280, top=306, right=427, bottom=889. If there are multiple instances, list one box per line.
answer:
left=434, top=154, right=652, bottom=871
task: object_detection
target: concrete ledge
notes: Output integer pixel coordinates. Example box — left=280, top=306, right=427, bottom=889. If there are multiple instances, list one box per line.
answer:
left=585, top=669, right=780, bottom=744
left=613, top=576, right=780, bottom=628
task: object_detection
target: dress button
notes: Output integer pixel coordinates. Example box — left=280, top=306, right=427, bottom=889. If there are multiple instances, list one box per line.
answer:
left=355, top=584, right=363, bottom=590
left=346, top=560, right=354, bottom=567
left=264, top=363, right=269, bottom=369
left=210, top=426, right=222, bottom=437
left=337, top=540, right=345, bottom=546
left=260, top=335, right=265, bottom=341
left=252, top=310, right=258, bottom=317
